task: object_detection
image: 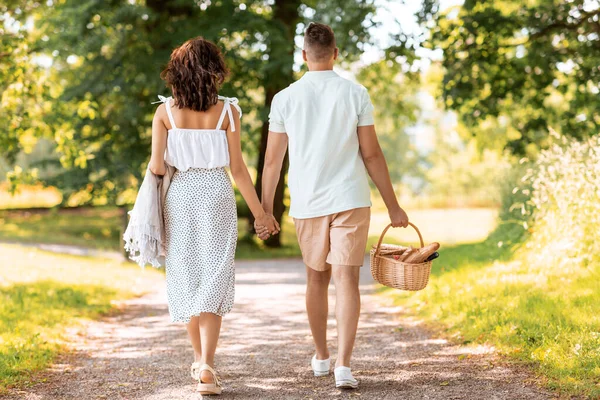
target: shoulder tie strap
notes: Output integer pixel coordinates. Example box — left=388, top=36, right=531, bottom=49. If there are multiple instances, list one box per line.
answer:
left=216, top=96, right=242, bottom=131
left=152, top=95, right=177, bottom=130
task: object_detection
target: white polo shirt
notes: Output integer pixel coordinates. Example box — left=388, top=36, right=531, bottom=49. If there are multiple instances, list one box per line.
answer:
left=268, top=70, right=375, bottom=219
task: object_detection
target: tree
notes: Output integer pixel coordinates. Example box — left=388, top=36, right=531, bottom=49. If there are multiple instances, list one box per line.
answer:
left=398, top=0, right=600, bottom=155
left=356, top=60, right=421, bottom=187
left=251, top=0, right=300, bottom=247
left=35, top=0, right=270, bottom=205
left=0, top=1, right=56, bottom=188
left=2, top=0, right=378, bottom=247
left=251, top=0, right=376, bottom=246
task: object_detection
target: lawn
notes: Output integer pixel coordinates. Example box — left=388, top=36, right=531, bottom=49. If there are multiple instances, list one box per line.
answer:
left=0, top=207, right=498, bottom=395
left=7, top=205, right=572, bottom=397
left=0, top=244, right=163, bottom=393
left=0, top=207, right=123, bottom=250
left=386, top=224, right=600, bottom=398
left=0, top=206, right=303, bottom=259
left=0, top=206, right=498, bottom=259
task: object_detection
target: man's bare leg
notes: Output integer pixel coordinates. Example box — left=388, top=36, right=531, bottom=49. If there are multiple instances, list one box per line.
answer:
left=305, top=266, right=332, bottom=360
left=331, top=264, right=361, bottom=368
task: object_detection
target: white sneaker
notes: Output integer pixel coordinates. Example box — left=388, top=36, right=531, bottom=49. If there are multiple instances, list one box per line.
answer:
left=334, top=366, right=359, bottom=389
left=311, top=355, right=330, bottom=377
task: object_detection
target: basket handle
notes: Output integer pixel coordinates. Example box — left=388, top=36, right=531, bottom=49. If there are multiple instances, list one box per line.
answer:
left=374, top=222, right=425, bottom=258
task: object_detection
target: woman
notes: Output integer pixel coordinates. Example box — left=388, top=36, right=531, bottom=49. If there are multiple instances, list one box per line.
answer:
left=148, top=37, right=278, bottom=395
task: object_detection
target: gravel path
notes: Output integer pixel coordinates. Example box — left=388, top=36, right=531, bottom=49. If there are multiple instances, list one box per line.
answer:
left=12, top=258, right=551, bottom=400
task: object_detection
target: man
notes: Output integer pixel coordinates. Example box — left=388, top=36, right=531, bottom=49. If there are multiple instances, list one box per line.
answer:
left=257, top=22, right=409, bottom=389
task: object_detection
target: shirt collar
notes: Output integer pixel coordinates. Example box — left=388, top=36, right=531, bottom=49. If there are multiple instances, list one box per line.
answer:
left=301, top=70, right=338, bottom=80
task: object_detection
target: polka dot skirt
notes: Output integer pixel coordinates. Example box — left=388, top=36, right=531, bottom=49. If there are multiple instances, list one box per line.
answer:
left=163, top=167, right=237, bottom=323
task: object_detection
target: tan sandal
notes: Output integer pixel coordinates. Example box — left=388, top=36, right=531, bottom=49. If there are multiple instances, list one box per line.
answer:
left=195, top=364, right=222, bottom=395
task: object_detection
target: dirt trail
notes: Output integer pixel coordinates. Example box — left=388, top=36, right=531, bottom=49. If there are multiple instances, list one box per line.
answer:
left=12, top=258, right=551, bottom=399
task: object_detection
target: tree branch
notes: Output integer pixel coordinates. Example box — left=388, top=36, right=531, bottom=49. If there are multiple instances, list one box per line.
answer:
left=530, top=9, right=600, bottom=40
left=493, top=9, right=600, bottom=48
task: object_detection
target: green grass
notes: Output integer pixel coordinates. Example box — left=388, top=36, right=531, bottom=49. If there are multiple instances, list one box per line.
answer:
left=0, top=207, right=122, bottom=250
left=386, top=224, right=600, bottom=398
left=0, top=281, right=117, bottom=390
left=0, top=206, right=303, bottom=259
left=0, top=244, right=163, bottom=393
left=0, top=206, right=498, bottom=261
left=235, top=217, right=301, bottom=259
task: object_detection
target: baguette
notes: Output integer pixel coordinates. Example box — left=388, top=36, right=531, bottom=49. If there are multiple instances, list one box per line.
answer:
left=378, top=244, right=410, bottom=256
left=397, top=246, right=417, bottom=261
left=383, top=246, right=415, bottom=261
left=403, top=242, right=440, bottom=264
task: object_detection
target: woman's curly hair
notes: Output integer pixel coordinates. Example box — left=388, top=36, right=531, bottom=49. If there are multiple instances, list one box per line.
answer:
left=160, top=37, right=229, bottom=112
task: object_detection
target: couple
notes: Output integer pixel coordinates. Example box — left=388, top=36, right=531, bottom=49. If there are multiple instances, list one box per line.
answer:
left=148, top=22, right=409, bottom=395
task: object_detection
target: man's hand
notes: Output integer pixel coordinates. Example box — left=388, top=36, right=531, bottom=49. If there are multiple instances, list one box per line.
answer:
left=254, top=214, right=280, bottom=240
left=389, top=206, right=409, bottom=228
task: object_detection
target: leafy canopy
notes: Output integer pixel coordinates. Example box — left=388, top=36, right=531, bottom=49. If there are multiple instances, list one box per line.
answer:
left=402, top=0, right=600, bottom=155
left=2, top=0, right=378, bottom=205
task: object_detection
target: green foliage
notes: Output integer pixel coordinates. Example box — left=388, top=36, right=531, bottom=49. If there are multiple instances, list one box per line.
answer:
left=1, top=0, right=377, bottom=206
left=303, top=0, right=376, bottom=65
left=357, top=60, right=421, bottom=186
left=0, top=206, right=302, bottom=258
left=0, top=207, right=122, bottom=249
left=0, top=281, right=117, bottom=392
left=0, top=1, right=55, bottom=164
left=408, top=0, right=600, bottom=154
left=37, top=0, right=265, bottom=203
left=405, top=64, right=512, bottom=208
left=0, top=245, right=163, bottom=393
left=390, top=229, right=600, bottom=397
left=511, top=132, right=600, bottom=269
left=389, top=134, right=600, bottom=397
left=425, top=137, right=510, bottom=208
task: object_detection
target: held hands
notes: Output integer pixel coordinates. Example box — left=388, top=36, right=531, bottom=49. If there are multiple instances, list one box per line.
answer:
left=389, top=206, right=410, bottom=228
left=254, top=214, right=280, bottom=241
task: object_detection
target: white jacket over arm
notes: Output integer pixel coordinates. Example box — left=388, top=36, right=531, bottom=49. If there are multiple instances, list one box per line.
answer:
left=123, top=163, right=175, bottom=267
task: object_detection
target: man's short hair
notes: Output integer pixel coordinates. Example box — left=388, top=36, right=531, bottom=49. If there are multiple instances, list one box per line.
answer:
left=304, top=22, right=336, bottom=61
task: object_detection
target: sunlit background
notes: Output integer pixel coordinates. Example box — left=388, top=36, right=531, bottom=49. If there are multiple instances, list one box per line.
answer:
left=1, top=0, right=599, bottom=397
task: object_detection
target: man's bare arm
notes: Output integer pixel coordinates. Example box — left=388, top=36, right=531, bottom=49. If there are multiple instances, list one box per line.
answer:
left=357, top=125, right=409, bottom=228
left=261, top=131, right=289, bottom=214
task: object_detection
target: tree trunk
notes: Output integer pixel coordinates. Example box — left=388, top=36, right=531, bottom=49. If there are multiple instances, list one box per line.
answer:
left=250, top=0, right=301, bottom=248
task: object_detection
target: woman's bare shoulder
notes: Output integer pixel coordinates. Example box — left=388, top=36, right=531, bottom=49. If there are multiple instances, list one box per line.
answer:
left=154, top=102, right=167, bottom=117
left=153, top=103, right=169, bottom=125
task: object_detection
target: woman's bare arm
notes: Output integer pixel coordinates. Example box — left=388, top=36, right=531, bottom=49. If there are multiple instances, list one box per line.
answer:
left=149, top=105, right=168, bottom=176
left=226, top=107, right=279, bottom=235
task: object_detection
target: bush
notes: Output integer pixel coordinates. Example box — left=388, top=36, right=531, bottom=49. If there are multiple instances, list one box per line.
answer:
left=390, top=133, right=600, bottom=397
left=513, top=133, right=600, bottom=269
left=424, top=140, right=512, bottom=209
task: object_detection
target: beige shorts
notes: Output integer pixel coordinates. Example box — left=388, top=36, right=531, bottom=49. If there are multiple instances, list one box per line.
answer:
left=294, top=207, right=371, bottom=271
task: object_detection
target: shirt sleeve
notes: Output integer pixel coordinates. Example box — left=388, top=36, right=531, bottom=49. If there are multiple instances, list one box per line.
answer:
left=268, top=93, right=286, bottom=133
left=357, top=86, right=375, bottom=127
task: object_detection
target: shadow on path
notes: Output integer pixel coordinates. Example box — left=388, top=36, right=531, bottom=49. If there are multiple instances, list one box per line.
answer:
left=13, top=258, right=550, bottom=400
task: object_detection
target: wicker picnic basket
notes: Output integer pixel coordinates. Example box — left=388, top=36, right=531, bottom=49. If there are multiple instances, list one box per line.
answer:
left=370, top=223, right=433, bottom=291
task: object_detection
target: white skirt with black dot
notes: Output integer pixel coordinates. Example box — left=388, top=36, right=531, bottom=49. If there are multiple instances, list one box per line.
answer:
left=164, top=167, right=237, bottom=323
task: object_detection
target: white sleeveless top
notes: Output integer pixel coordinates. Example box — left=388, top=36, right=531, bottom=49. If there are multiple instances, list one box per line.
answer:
left=154, top=95, right=242, bottom=171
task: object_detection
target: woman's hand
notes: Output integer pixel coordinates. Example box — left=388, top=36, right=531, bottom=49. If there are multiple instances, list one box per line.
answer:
left=254, top=214, right=280, bottom=240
